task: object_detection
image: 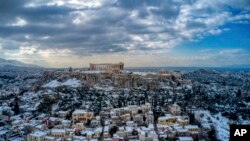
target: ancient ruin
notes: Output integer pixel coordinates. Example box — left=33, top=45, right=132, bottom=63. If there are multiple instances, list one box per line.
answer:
left=89, top=62, right=124, bottom=71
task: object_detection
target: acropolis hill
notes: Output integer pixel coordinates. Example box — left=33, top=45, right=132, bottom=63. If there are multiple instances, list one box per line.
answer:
left=40, top=62, right=191, bottom=89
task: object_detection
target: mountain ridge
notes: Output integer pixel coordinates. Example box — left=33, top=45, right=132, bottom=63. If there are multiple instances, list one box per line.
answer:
left=0, top=58, right=41, bottom=68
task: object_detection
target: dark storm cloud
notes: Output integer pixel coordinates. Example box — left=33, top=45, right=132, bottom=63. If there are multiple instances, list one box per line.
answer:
left=0, top=2, right=74, bottom=25
left=0, top=0, right=249, bottom=55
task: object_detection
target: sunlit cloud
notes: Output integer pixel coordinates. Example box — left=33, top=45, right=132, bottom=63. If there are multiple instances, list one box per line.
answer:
left=10, top=17, right=27, bottom=27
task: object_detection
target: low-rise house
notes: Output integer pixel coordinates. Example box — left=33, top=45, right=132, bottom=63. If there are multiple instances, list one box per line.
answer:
left=174, top=125, right=189, bottom=137
left=134, top=115, right=143, bottom=125
left=86, top=131, right=95, bottom=139
left=103, top=126, right=110, bottom=139
left=158, top=114, right=176, bottom=126
left=51, top=129, right=66, bottom=139
left=139, top=131, right=146, bottom=141
left=12, top=120, right=23, bottom=126
left=145, top=111, right=154, bottom=124
left=66, top=128, right=75, bottom=137
left=185, top=125, right=199, bottom=134
left=93, top=127, right=102, bottom=138
left=0, top=129, right=8, bottom=140
left=44, top=117, right=60, bottom=127
left=141, top=103, right=151, bottom=113
left=72, top=122, right=85, bottom=131
left=36, top=114, right=47, bottom=120
left=81, top=128, right=95, bottom=139
left=112, top=134, right=121, bottom=141
left=176, top=116, right=189, bottom=127
left=72, top=110, right=94, bottom=123
left=178, top=136, right=193, bottom=141
left=99, top=111, right=110, bottom=119
left=124, top=126, right=133, bottom=137
left=103, top=138, right=112, bottom=141
left=110, top=111, right=116, bottom=117
left=35, top=124, right=47, bottom=131
left=116, top=127, right=125, bottom=138
left=72, top=135, right=86, bottom=140
left=91, top=119, right=100, bottom=127
left=61, top=120, right=71, bottom=127
left=168, top=103, right=181, bottom=115
left=0, top=115, right=9, bottom=123
left=27, top=131, right=47, bottom=141
left=44, top=136, right=55, bottom=141
left=126, top=121, right=136, bottom=127
left=57, top=111, right=69, bottom=118
left=157, top=124, right=170, bottom=133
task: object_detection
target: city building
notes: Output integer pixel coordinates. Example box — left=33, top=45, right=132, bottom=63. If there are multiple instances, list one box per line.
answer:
left=27, top=131, right=47, bottom=141
left=168, top=103, right=181, bottom=115
left=72, top=109, right=94, bottom=123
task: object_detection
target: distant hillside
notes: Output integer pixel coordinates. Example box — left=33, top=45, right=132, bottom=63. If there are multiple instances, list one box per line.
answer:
left=223, top=64, right=250, bottom=68
left=0, top=58, right=41, bottom=68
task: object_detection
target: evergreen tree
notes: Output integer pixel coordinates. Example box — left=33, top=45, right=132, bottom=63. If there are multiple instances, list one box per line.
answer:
left=236, top=89, right=241, bottom=97
left=143, top=115, right=147, bottom=123
left=189, top=113, right=195, bottom=124
left=208, top=126, right=217, bottom=141
left=14, top=97, right=20, bottom=115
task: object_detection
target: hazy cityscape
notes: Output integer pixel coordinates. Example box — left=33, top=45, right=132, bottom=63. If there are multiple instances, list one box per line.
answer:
left=0, top=60, right=249, bottom=141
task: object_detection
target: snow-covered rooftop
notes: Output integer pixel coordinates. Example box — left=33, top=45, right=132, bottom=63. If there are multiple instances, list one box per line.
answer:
left=51, top=129, right=66, bottom=133
left=30, top=131, right=47, bottom=137
left=73, top=109, right=87, bottom=114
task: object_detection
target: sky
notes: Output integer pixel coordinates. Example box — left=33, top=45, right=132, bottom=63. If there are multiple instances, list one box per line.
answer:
left=0, top=0, right=249, bottom=68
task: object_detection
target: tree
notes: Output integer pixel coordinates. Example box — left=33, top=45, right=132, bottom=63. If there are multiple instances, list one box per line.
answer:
left=208, top=126, right=217, bottom=141
left=236, top=89, right=241, bottom=97
left=132, top=129, right=138, bottom=136
left=189, top=113, right=195, bottom=124
left=143, top=115, right=147, bottom=123
left=109, top=126, right=118, bottom=138
left=86, top=119, right=91, bottom=126
left=130, top=115, right=134, bottom=121
left=13, top=97, right=20, bottom=115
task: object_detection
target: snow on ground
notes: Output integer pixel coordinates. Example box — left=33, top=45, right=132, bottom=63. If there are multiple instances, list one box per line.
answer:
left=62, top=78, right=81, bottom=87
left=132, top=72, right=157, bottom=76
left=82, top=70, right=104, bottom=74
left=43, top=80, right=61, bottom=88
left=43, top=78, right=81, bottom=88
left=195, top=110, right=229, bottom=141
left=94, top=85, right=114, bottom=91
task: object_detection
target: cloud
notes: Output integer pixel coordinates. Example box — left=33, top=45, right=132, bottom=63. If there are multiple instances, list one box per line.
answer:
left=192, top=48, right=250, bottom=66
left=10, top=17, right=27, bottom=27
left=0, top=0, right=249, bottom=67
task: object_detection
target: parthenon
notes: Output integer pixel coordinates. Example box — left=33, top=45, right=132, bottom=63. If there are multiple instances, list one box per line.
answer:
left=89, top=62, right=124, bottom=71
